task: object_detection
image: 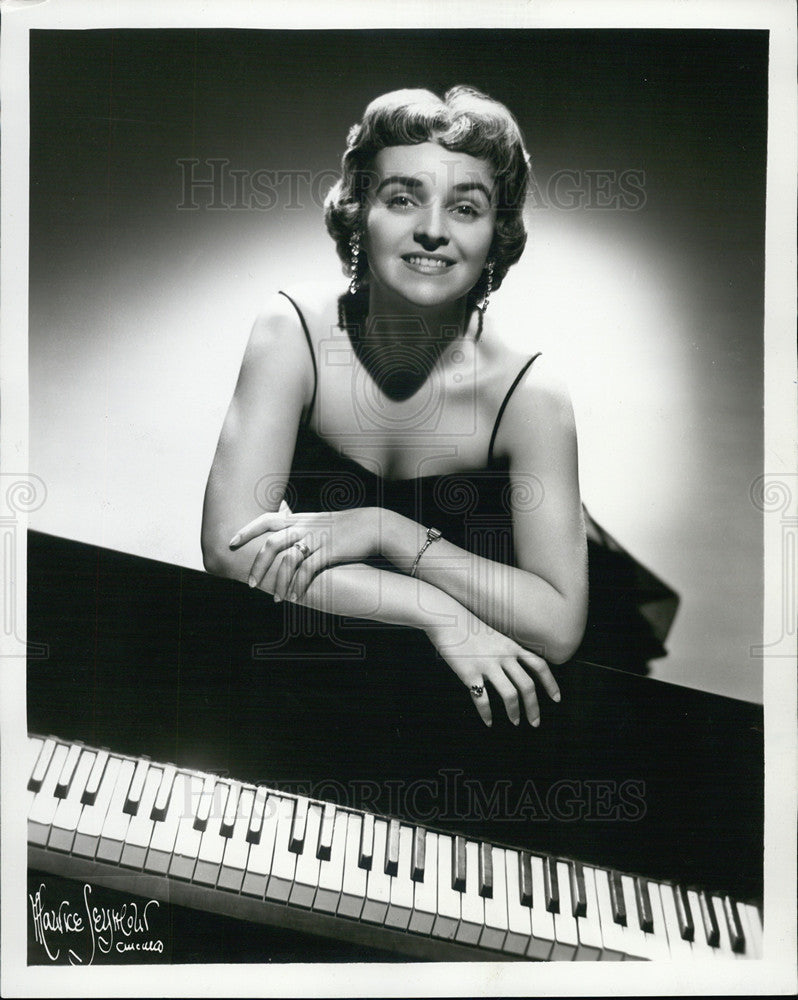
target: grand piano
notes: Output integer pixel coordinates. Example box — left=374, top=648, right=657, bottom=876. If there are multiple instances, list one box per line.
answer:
left=26, top=530, right=763, bottom=963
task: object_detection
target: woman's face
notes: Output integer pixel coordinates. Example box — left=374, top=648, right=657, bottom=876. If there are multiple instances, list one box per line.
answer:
left=362, top=141, right=496, bottom=310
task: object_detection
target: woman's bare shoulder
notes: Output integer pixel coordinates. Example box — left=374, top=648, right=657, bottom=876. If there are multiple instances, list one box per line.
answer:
left=255, top=281, right=343, bottom=329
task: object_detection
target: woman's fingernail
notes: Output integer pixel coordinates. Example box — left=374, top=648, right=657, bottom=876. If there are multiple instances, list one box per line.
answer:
left=247, top=575, right=256, bottom=588
left=485, top=718, right=492, bottom=727
left=229, top=533, right=241, bottom=548
left=553, top=692, right=561, bottom=703
left=512, top=717, right=520, bottom=726
left=532, top=717, right=540, bottom=727
left=289, top=592, right=297, bottom=603
left=273, top=594, right=282, bottom=603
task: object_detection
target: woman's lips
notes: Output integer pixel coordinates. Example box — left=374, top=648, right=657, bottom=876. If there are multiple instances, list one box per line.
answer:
left=401, top=254, right=455, bottom=275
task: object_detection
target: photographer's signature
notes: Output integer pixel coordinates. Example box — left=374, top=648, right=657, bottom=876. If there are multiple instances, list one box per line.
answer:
left=29, top=882, right=162, bottom=964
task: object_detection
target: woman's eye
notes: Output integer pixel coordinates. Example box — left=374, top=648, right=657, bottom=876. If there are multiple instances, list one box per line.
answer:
left=453, top=203, right=479, bottom=218
left=387, top=194, right=414, bottom=208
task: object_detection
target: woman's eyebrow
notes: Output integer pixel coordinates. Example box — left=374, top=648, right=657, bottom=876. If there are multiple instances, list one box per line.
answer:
left=451, top=180, right=493, bottom=201
left=374, top=174, right=423, bottom=195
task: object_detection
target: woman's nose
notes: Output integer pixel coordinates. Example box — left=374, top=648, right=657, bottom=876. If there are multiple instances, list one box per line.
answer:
left=413, top=202, right=450, bottom=250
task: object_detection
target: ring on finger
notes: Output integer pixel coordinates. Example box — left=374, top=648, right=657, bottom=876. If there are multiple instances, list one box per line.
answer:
left=470, top=683, right=485, bottom=698
left=293, top=540, right=311, bottom=558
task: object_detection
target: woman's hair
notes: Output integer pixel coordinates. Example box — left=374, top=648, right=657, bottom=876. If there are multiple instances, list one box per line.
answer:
left=324, top=86, right=532, bottom=305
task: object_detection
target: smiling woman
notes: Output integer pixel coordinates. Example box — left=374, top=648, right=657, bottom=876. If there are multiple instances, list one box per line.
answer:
left=200, top=86, right=672, bottom=729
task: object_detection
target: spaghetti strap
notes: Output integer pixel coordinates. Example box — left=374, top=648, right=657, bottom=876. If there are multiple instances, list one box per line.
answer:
left=487, top=352, right=542, bottom=464
left=278, top=290, right=318, bottom=426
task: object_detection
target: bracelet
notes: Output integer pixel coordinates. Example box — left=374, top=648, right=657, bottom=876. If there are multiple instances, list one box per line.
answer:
left=410, top=527, right=442, bottom=577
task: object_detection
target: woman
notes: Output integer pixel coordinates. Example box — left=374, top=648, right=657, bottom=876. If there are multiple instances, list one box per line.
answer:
left=202, top=87, right=592, bottom=729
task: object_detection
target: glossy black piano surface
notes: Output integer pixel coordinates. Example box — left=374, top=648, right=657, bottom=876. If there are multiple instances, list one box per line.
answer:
left=26, top=530, right=763, bottom=962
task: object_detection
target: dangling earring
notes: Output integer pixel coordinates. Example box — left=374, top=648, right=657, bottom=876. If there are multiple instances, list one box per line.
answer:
left=348, top=231, right=361, bottom=295
left=478, top=259, right=494, bottom=314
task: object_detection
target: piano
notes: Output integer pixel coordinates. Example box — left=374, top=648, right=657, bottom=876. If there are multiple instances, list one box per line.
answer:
left=26, top=531, right=764, bottom=962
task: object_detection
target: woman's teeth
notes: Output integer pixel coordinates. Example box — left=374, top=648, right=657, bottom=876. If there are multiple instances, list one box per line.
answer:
left=405, top=256, right=451, bottom=269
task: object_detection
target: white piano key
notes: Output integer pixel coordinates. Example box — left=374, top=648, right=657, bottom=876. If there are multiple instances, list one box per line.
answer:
left=247, top=785, right=269, bottom=843
left=218, top=787, right=254, bottom=892
left=96, top=759, right=136, bottom=863
left=193, top=772, right=217, bottom=831
left=220, top=781, right=241, bottom=837
left=146, top=771, right=190, bottom=874
left=338, top=812, right=367, bottom=919
left=314, top=806, right=348, bottom=913
left=290, top=803, right=322, bottom=908
left=712, top=893, right=741, bottom=959
left=267, top=796, right=298, bottom=902
left=54, top=742, right=83, bottom=799
left=242, top=793, right=281, bottom=898
left=151, top=763, right=176, bottom=821
left=362, top=818, right=391, bottom=924
left=574, top=862, right=604, bottom=961
left=739, top=902, right=763, bottom=959
left=385, top=824, right=414, bottom=930
left=48, top=750, right=95, bottom=852
left=455, top=840, right=484, bottom=946
left=25, top=737, right=45, bottom=813
left=527, top=855, right=556, bottom=961
left=687, top=890, right=716, bottom=958
left=620, top=874, right=654, bottom=960
left=193, top=781, right=231, bottom=885
left=289, top=795, right=309, bottom=854
left=124, top=757, right=150, bottom=814
left=409, top=830, right=437, bottom=935
left=120, top=765, right=163, bottom=868
left=28, top=737, right=56, bottom=792
left=551, top=860, right=579, bottom=960
left=169, top=774, right=207, bottom=880
left=73, top=756, right=123, bottom=857
left=432, top=833, right=460, bottom=940
left=359, top=811, right=375, bottom=870
left=480, top=846, right=508, bottom=952
left=503, top=849, right=533, bottom=955
left=657, top=880, right=695, bottom=960
left=644, top=879, right=672, bottom=962
left=82, top=749, right=109, bottom=805
left=317, top=801, right=336, bottom=860
left=590, top=866, right=626, bottom=960
left=28, top=743, right=69, bottom=845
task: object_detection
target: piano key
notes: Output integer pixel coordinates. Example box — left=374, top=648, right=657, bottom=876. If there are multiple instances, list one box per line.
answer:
left=193, top=780, right=231, bottom=885
left=519, top=851, right=534, bottom=906
left=96, top=758, right=136, bottom=862
left=385, top=824, right=414, bottom=929
left=145, top=771, right=190, bottom=874
left=151, top=763, right=176, bottom=821
left=411, top=825, right=426, bottom=882
left=314, top=806, right=348, bottom=913
left=722, top=895, right=746, bottom=954
left=358, top=811, right=374, bottom=870
left=569, top=862, right=587, bottom=918
left=478, top=841, right=493, bottom=899
left=362, top=818, right=391, bottom=924
left=527, top=855, right=556, bottom=960
left=317, top=801, right=335, bottom=861
left=289, top=795, right=308, bottom=854
left=550, top=860, right=579, bottom=959
left=81, top=749, right=109, bottom=806
left=220, top=781, right=240, bottom=838
left=25, top=737, right=45, bottom=812
left=266, top=795, right=298, bottom=902
left=572, top=863, right=603, bottom=960
left=620, top=874, right=656, bottom=960
left=28, top=743, right=69, bottom=845
left=673, top=883, right=694, bottom=941
left=338, top=812, right=367, bottom=919
left=641, top=879, right=671, bottom=962
left=697, top=890, right=720, bottom=947
left=591, top=864, right=626, bottom=959
left=409, top=830, right=437, bottom=935
left=480, top=846, right=508, bottom=952
left=451, top=834, right=467, bottom=892
left=608, top=869, right=626, bottom=926
left=657, top=879, right=696, bottom=960
left=54, top=742, right=82, bottom=798
left=123, top=757, right=150, bottom=815
left=385, top=818, right=400, bottom=877
left=456, top=840, right=485, bottom=946
left=73, top=755, right=123, bottom=857
left=432, top=833, right=460, bottom=940
left=218, top=787, right=255, bottom=893
left=634, top=877, right=654, bottom=933
left=290, top=803, right=322, bottom=907
left=242, top=793, right=281, bottom=897
left=503, top=848, right=533, bottom=956
left=169, top=774, right=207, bottom=880
left=48, top=750, right=95, bottom=852
left=686, top=889, right=716, bottom=958
left=738, top=902, right=763, bottom=959
left=193, top=772, right=216, bottom=831
left=712, top=893, right=741, bottom=959
left=120, top=765, right=163, bottom=868
left=543, top=856, right=560, bottom=914
left=28, top=736, right=56, bottom=792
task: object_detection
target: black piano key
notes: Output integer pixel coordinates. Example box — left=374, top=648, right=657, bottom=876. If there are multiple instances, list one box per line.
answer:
left=451, top=835, right=467, bottom=892
left=358, top=812, right=374, bottom=870
left=55, top=743, right=82, bottom=798
left=722, top=897, right=746, bottom=953
left=219, top=782, right=238, bottom=837
left=123, top=757, right=150, bottom=815
left=411, top=826, right=426, bottom=882
left=81, top=748, right=109, bottom=806
left=316, top=802, right=335, bottom=861
left=518, top=852, right=534, bottom=906
left=673, top=884, right=695, bottom=941
left=634, top=877, right=654, bottom=932
left=28, top=737, right=57, bottom=793
left=543, top=856, right=559, bottom=914
left=608, top=870, right=627, bottom=926
left=569, top=862, right=587, bottom=918
left=478, top=842, right=493, bottom=899
left=698, top=891, right=720, bottom=947
left=150, top=764, right=176, bottom=822
left=288, top=797, right=308, bottom=854
left=385, top=818, right=400, bottom=876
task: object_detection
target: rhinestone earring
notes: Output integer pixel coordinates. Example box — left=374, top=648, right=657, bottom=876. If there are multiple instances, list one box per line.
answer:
left=479, top=260, right=494, bottom=314
left=348, top=231, right=361, bottom=295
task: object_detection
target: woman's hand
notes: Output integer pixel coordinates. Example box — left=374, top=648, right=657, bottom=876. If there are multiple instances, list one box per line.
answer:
left=229, top=506, right=384, bottom=602
left=425, top=610, right=561, bottom=728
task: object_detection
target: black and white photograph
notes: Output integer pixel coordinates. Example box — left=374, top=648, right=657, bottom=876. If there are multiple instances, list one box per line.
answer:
left=1, top=0, right=795, bottom=995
